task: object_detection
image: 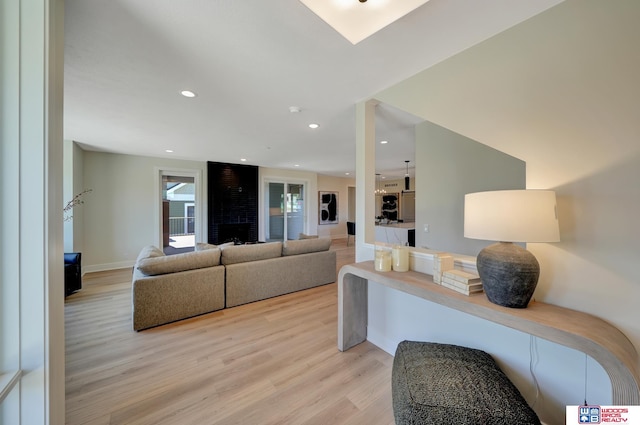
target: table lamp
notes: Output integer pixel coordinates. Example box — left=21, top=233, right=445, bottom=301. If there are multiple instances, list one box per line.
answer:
left=464, top=190, right=560, bottom=308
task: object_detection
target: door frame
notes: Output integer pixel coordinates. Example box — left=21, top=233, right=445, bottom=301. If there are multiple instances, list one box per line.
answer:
left=184, top=203, right=195, bottom=234
left=154, top=167, right=205, bottom=249
left=260, top=177, right=309, bottom=241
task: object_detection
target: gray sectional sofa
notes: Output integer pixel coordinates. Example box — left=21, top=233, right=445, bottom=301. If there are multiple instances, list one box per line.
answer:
left=132, top=238, right=336, bottom=331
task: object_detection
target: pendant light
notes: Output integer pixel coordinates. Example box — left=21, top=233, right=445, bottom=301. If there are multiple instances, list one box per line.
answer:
left=375, top=173, right=386, bottom=195
left=404, top=160, right=410, bottom=191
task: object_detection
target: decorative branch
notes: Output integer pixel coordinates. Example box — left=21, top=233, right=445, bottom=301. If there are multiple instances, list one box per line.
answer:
left=64, top=189, right=92, bottom=221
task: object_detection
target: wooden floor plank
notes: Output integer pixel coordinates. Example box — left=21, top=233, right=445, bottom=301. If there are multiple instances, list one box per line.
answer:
left=65, top=238, right=395, bottom=425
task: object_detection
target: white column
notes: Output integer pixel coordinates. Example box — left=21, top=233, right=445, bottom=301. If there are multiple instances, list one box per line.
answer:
left=0, top=0, right=65, bottom=423
left=355, top=99, right=377, bottom=261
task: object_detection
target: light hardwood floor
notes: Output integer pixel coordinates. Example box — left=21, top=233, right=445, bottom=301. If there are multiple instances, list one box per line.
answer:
left=65, top=239, right=396, bottom=425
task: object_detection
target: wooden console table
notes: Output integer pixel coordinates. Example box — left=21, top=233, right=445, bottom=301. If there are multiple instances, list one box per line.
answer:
left=338, top=261, right=640, bottom=404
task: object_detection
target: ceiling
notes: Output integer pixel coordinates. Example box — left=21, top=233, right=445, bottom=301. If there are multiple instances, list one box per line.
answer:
left=64, top=0, right=564, bottom=180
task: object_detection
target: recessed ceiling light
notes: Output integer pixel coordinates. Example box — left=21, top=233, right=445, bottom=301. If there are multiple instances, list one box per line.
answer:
left=289, top=106, right=302, bottom=113
left=240, top=158, right=247, bottom=162
left=165, top=149, right=174, bottom=153
left=180, top=90, right=196, bottom=98
left=309, top=123, right=319, bottom=129
left=345, top=172, right=350, bottom=175
left=380, top=140, right=388, bottom=144
left=294, top=164, right=300, bottom=167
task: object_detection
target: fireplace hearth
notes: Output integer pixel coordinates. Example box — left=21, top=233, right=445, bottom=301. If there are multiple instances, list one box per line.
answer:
left=218, top=223, right=251, bottom=244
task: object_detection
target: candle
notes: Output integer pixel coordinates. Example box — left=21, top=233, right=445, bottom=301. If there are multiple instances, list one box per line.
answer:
left=392, top=245, right=409, bottom=272
left=375, top=247, right=392, bottom=272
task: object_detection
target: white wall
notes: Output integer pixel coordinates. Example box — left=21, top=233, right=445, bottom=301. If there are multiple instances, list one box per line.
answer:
left=360, top=1, right=640, bottom=423
left=82, top=152, right=207, bottom=272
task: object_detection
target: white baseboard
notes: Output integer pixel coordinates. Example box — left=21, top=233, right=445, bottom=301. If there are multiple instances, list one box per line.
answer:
left=366, top=328, right=398, bottom=356
left=84, top=260, right=135, bottom=274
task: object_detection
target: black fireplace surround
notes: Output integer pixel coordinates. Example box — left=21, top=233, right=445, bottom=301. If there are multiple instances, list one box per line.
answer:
left=207, top=161, right=258, bottom=244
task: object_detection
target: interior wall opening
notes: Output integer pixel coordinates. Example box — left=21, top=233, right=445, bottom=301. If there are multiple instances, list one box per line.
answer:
left=161, top=174, right=196, bottom=254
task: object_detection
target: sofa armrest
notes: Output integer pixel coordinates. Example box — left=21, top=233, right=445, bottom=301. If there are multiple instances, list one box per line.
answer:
left=64, top=252, right=81, bottom=265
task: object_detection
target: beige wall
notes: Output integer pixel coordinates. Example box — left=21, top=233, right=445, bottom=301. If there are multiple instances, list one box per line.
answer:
left=367, top=1, right=640, bottom=422
left=415, top=121, right=525, bottom=254
left=317, top=174, right=356, bottom=239
left=81, top=152, right=207, bottom=272
left=375, top=0, right=640, bottom=349
left=77, top=154, right=351, bottom=271
left=258, top=167, right=318, bottom=240
left=63, top=140, right=86, bottom=253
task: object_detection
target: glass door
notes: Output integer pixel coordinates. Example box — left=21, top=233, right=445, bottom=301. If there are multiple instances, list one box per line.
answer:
left=286, top=183, right=304, bottom=240
left=265, top=181, right=305, bottom=241
left=266, top=182, right=285, bottom=242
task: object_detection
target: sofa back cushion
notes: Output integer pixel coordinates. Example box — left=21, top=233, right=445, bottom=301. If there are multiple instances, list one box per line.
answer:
left=137, top=248, right=221, bottom=276
left=136, top=245, right=165, bottom=263
left=195, top=242, right=217, bottom=251
left=221, top=242, right=282, bottom=265
left=282, top=238, right=331, bottom=256
left=195, top=241, right=235, bottom=251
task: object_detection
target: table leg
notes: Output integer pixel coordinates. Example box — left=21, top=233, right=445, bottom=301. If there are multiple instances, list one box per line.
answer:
left=338, top=273, right=368, bottom=351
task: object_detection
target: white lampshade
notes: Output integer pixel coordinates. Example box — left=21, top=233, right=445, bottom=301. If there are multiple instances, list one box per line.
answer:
left=464, top=190, right=560, bottom=243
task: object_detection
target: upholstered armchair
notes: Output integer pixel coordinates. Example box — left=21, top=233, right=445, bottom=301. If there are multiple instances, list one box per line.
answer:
left=64, top=252, right=82, bottom=296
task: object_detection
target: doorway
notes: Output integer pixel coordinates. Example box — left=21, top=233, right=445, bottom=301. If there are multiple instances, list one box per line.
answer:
left=265, top=181, right=306, bottom=242
left=161, top=174, right=196, bottom=254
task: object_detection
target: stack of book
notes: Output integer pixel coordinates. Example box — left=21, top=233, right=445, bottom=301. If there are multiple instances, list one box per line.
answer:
left=441, top=269, right=483, bottom=296
left=432, top=253, right=454, bottom=284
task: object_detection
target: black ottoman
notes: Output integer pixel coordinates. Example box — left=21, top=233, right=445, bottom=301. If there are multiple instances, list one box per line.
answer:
left=392, top=341, right=540, bottom=425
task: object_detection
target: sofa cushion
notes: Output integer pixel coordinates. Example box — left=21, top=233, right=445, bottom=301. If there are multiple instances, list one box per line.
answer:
left=136, top=245, right=165, bottom=263
left=195, top=242, right=218, bottom=251
left=137, top=248, right=221, bottom=276
left=282, top=238, right=331, bottom=256
left=221, top=242, right=282, bottom=265
left=195, top=241, right=235, bottom=251
left=298, top=233, right=319, bottom=239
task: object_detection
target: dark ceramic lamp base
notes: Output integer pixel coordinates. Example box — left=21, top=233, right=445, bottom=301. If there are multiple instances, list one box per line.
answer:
left=476, top=242, right=540, bottom=308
